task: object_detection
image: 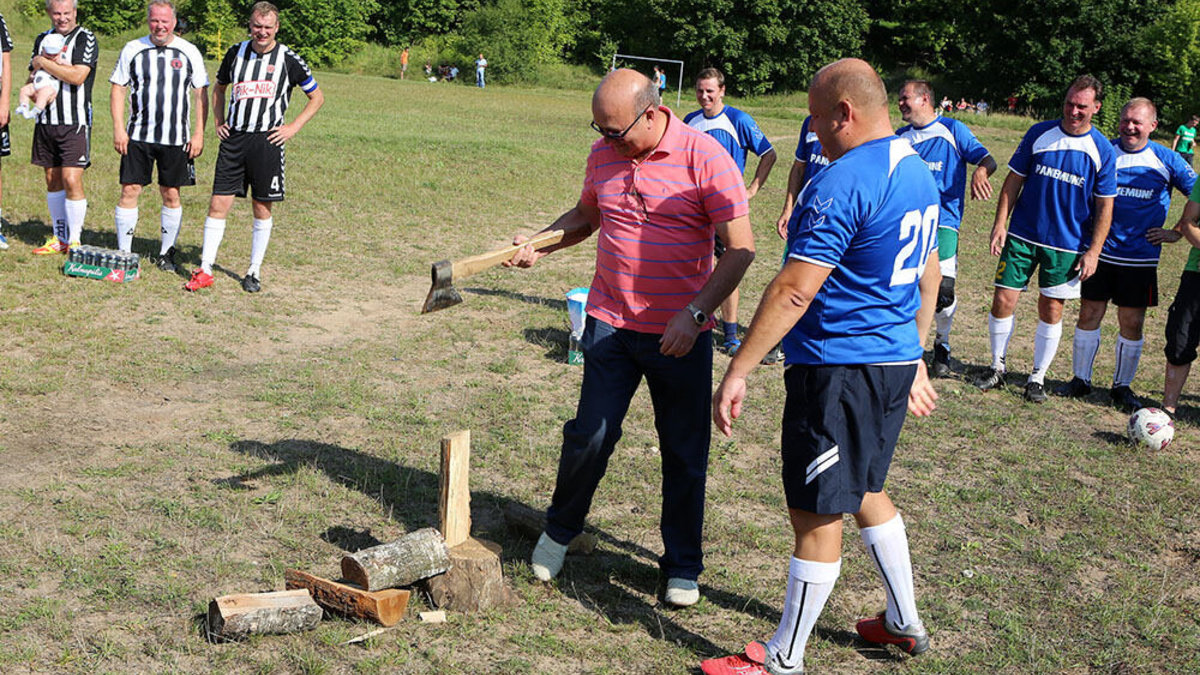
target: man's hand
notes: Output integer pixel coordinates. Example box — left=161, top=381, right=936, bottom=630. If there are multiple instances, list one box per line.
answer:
left=908, top=361, right=938, bottom=416
left=989, top=224, right=1007, bottom=256
left=659, top=310, right=701, bottom=357
left=1076, top=250, right=1100, bottom=281
left=775, top=211, right=791, bottom=240
left=1147, top=228, right=1182, bottom=245
left=268, top=122, right=299, bottom=146
left=113, top=127, right=129, bottom=155
left=970, top=166, right=994, bottom=200
left=745, top=183, right=759, bottom=200
left=215, top=122, right=230, bottom=140
left=712, top=375, right=747, bottom=437
left=502, top=234, right=548, bottom=268
left=186, top=131, right=204, bottom=159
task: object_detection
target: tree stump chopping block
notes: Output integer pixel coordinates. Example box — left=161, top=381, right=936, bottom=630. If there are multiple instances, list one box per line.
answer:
left=285, top=569, right=411, bottom=626
left=423, top=537, right=517, bottom=612
left=207, top=589, right=322, bottom=641
left=341, top=527, right=451, bottom=591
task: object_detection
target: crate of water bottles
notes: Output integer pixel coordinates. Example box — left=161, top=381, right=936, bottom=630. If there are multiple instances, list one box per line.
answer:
left=63, top=245, right=141, bottom=283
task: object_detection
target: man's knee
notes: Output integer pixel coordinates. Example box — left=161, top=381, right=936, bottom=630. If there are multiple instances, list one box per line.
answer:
left=936, top=277, right=955, bottom=312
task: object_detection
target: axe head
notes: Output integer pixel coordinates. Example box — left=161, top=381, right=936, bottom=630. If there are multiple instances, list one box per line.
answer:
left=421, top=259, right=463, bottom=313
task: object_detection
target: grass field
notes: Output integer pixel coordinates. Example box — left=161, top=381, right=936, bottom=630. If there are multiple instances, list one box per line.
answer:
left=0, top=15, right=1198, bottom=673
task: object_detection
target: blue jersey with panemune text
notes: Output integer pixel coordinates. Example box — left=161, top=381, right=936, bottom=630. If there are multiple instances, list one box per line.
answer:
left=684, top=105, right=774, bottom=174
left=1007, top=120, right=1118, bottom=252
left=794, top=115, right=829, bottom=186
left=896, top=115, right=991, bottom=231
left=784, top=136, right=940, bottom=366
left=1103, top=139, right=1196, bottom=267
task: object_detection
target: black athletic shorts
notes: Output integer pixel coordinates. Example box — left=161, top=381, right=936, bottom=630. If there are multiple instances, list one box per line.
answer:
left=1165, top=271, right=1200, bottom=366
left=781, top=363, right=914, bottom=515
left=1081, top=260, right=1158, bottom=308
left=0, top=124, right=10, bottom=158
left=714, top=233, right=726, bottom=258
left=120, top=140, right=195, bottom=187
left=31, top=123, right=90, bottom=168
left=212, top=130, right=284, bottom=201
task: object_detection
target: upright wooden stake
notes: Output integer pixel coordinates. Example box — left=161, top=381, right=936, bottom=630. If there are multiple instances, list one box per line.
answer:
left=439, top=430, right=471, bottom=547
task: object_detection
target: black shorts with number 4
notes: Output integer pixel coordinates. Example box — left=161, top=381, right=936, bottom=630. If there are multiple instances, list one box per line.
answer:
left=120, top=140, right=195, bottom=187
left=212, top=130, right=285, bottom=201
left=1081, top=260, right=1158, bottom=308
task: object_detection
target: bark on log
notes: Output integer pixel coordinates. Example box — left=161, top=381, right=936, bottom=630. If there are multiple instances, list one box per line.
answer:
left=502, top=502, right=597, bottom=555
left=207, top=589, right=321, bottom=641
left=423, top=537, right=517, bottom=612
left=341, top=527, right=451, bottom=591
left=285, top=569, right=411, bottom=626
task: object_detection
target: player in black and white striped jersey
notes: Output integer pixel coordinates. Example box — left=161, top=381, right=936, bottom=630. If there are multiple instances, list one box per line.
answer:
left=184, top=1, right=324, bottom=293
left=28, top=0, right=97, bottom=256
left=0, top=12, right=14, bottom=251
left=110, top=0, right=208, bottom=271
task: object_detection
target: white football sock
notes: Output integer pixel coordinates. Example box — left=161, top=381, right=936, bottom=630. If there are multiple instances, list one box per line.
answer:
left=1029, top=319, right=1063, bottom=385
left=200, top=217, right=226, bottom=274
left=160, top=206, right=182, bottom=254
left=64, top=198, right=86, bottom=244
left=1113, top=335, right=1144, bottom=388
left=46, top=190, right=67, bottom=243
left=988, top=313, right=1014, bottom=371
left=247, top=217, right=272, bottom=277
left=766, top=557, right=841, bottom=672
left=1071, top=327, right=1101, bottom=383
left=935, top=298, right=957, bottom=347
left=115, top=206, right=138, bottom=252
left=861, top=513, right=922, bottom=633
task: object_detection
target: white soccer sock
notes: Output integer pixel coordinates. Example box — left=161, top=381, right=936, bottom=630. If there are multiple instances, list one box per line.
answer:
left=46, top=190, right=67, bottom=243
left=115, top=206, right=138, bottom=253
left=988, top=314, right=1014, bottom=371
left=1071, top=327, right=1101, bottom=383
left=861, top=513, right=922, bottom=633
left=200, top=217, right=226, bottom=274
left=247, top=217, right=273, bottom=277
left=64, top=198, right=86, bottom=245
left=935, top=298, right=957, bottom=347
left=1113, top=335, right=1144, bottom=388
left=1029, top=320, right=1063, bottom=385
left=160, top=206, right=182, bottom=254
left=766, top=557, right=841, bottom=672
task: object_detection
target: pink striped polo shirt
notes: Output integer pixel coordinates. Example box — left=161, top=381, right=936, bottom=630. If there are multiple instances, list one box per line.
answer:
left=580, top=106, right=749, bottom=333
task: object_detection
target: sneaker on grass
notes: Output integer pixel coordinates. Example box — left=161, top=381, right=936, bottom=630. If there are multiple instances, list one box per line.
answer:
left=184, top=269, right=215, bottom=291
left=32, top=236, right=68, bottom=255
left=855, top=612, right=929, bottom=655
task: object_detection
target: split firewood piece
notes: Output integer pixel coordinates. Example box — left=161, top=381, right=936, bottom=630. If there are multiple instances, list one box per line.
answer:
left=341, top=527, right=451, bottom=591
left=502, top=502, right=598, bottom=555
left=285, top=569, right=411, bottom=626
left=439, top=430, right=471, bottom=548
left=207, top=589, right=321, bottom=640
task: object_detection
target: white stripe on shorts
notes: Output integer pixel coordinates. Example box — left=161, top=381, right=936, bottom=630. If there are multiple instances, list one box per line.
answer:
left=805, top=445, right=840, bottom=485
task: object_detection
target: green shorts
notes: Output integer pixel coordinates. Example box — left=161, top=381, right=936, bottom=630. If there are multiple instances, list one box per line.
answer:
left=937, top=228, right=958, bottom=277
left=994, top=236, right=1081, bottom=299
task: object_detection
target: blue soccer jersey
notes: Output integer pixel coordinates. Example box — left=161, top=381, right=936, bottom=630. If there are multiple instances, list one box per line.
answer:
left=1103, top=140, right=1197, bottom=266
left=684, top=105, right=774, bottom=174
left=784, top=136, right=940, bottom=365
left=1007, top=120, right=1118, bottom=252
left=794, top=115, right=829, bottom=186
left=896, top=115, right=991, bottom=231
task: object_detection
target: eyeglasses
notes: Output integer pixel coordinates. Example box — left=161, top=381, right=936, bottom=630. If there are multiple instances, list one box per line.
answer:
left=590, top=104, right=653, bottom=139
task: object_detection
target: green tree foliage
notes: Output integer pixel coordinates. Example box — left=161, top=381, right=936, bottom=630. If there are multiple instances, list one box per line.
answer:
left=374, top=0, right=472, bottom=45
left=1138, top=0, right=1200, bottom=128
left=276, top=0, right=380, bottom=66
left=186, top=0, right=243, bottom=60
left=451, top=0, right=577, bottom=83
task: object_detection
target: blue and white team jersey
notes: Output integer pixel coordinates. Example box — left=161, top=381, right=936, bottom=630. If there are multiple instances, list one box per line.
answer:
left=794, top=115, right=829, bottom=186
left=896, top=115, right=991, bottom=231
left=1007, top=120, right=1118, bottom=252
left=1103, top=140, right=1196, bottom=266
left=684, top=105, right=774, bottom=174
left=785, top=136, right=940, bottom=365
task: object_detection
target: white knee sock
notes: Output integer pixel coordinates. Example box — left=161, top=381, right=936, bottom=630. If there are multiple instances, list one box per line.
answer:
left=1071, top=327, right=1102, bottom=383
left=766, top=557, right=841, bottom=672
left=64, top=198, right=86, bottom=245
left=115, top=206, right=138, bottom=252
left=247, top=217, right=273, bottom=277
left=200, top=217, right=226, bottom=274
left=1113, top=336, right=1144, bottom=387
left=935, top=299, right=957, bottom=347
left=1029, top=320, right=1063, bottom=385
left=46, top=190, right=67, bottom=243
left=988, top=314, right=1014, bottom=370
left=160, top=206, right=182, bottom=254
left=861, top=513, right=922, bottom=633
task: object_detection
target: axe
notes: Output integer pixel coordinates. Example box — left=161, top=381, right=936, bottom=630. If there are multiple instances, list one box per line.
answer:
left=421, top=230, right=566, bottom=313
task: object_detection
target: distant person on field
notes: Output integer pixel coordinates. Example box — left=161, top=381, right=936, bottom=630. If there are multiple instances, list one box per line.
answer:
left=1056, top=98, right=1195, bottom=410
left=0, top=11, right=14, bottom=251
left=110, top=0, right=209, bottom=270
left=896, top=79, right=997, bottom=378
left=504, top=69, right=754, bottom=609
left=1162, top=188, right=1200, bottom=417
left=976, top=100, right=988, bottom=115
left=976, top=75, right=1117, bottom=403
left=448, top=65, right=458, bottom=82
left=475, top=53, right=486, bottom=88
left=1172, top=115, right=1198, bottom=166
left=685, top=67, right=775, bottom=357
left=183, top=1, right=324, bottom=293
left=655, top=64, right=667, bottom=96
left=940, top=96, right=952, bottom=113
left=400, top=46, right=408, bottom=80
left=15, top=33, right=64, bottom=120
left=1007, top=94, right=1018, bottom=112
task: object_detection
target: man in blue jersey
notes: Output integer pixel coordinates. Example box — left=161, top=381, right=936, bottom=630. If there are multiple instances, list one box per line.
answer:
left=701, top=58, right=941, bottom=675
left=1055, top=98, right=1196, bottom=410
left=897, top=80, right=998, bottom=378
left=775, top=114, right=827, bottom=239
left=686, top=68, right=776, bottom=356
left=976, top=75, right=1117, bottom=403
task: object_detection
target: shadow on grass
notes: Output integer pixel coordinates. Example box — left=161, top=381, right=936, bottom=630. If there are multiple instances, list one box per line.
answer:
left=5, top=217, right=199, bottom=269
left=461, top=286, right=567, bottom=312
left=523, top=326, right=568, bottom=361
left=1092, top=430, right=1130, bottom=446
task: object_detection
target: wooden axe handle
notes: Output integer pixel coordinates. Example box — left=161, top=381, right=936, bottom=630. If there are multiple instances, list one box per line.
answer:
left=451, top=230, right=565, bottom=281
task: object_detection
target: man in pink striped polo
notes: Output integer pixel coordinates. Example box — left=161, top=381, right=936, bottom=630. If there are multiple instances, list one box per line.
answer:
left=505, top=68, right=755, bottom=607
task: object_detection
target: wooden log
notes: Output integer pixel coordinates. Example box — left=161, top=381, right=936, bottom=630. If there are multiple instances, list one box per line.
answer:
left=439, top=430, right=471, bottom=548
left=502, top=502, right=598, bottom=555
left=284, top=569, right=411, bottom=626
left=424, top=537, right=517, bottom=612
left=341, top=527, right=451, bottom=591
left=207, top=589, right=322, bottom=640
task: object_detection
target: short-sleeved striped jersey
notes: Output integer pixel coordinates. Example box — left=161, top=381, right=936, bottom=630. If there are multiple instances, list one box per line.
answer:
left=216, top=41, right=317, bottom=133
left=0, top=14, right=13, bottom=53
left=579, top=107, right=750, bottom=334
left=110, top=36, right=208, bottom=146
left=31, top=27, right=98, bottom=126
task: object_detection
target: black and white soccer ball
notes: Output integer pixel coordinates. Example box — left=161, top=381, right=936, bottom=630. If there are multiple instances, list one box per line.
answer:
left=1127, top=407, right=1174, bottom=450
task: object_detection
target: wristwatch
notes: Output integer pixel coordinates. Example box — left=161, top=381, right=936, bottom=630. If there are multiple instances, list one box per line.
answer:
left=685, top=303, right=707, bottom=327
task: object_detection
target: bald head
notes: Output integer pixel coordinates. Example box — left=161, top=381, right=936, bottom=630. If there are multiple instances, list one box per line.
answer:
left=806, top=58, right=893, bottom=160
left=594, top=69, right=659, bottom=119
left=591, top=68, right=666, bottom=158
left=810, top=58, right=888, bottom=116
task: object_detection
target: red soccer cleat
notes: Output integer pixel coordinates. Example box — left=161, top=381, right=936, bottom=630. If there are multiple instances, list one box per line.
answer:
left=855, top=612, right=929, bottom=655
left=183, top=269, right=214, bottom=291
left=701, top=642, right=802, bottom=675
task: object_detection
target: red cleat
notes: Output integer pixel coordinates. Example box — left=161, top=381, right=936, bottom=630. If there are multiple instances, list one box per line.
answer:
left=855, top=612, right=929, bottom=655
left=184, top=269, right=214, bottom=291
left=701, top=642, right=802, bottom=675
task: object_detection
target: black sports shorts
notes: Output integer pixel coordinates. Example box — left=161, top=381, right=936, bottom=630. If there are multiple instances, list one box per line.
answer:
left=119, top=140, right=195, bottom=187
left=212, top=130, right=284, bottom=201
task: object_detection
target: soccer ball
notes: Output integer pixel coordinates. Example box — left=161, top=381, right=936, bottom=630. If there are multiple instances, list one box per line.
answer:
left=1127, top=407, right=1174, bottom=450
